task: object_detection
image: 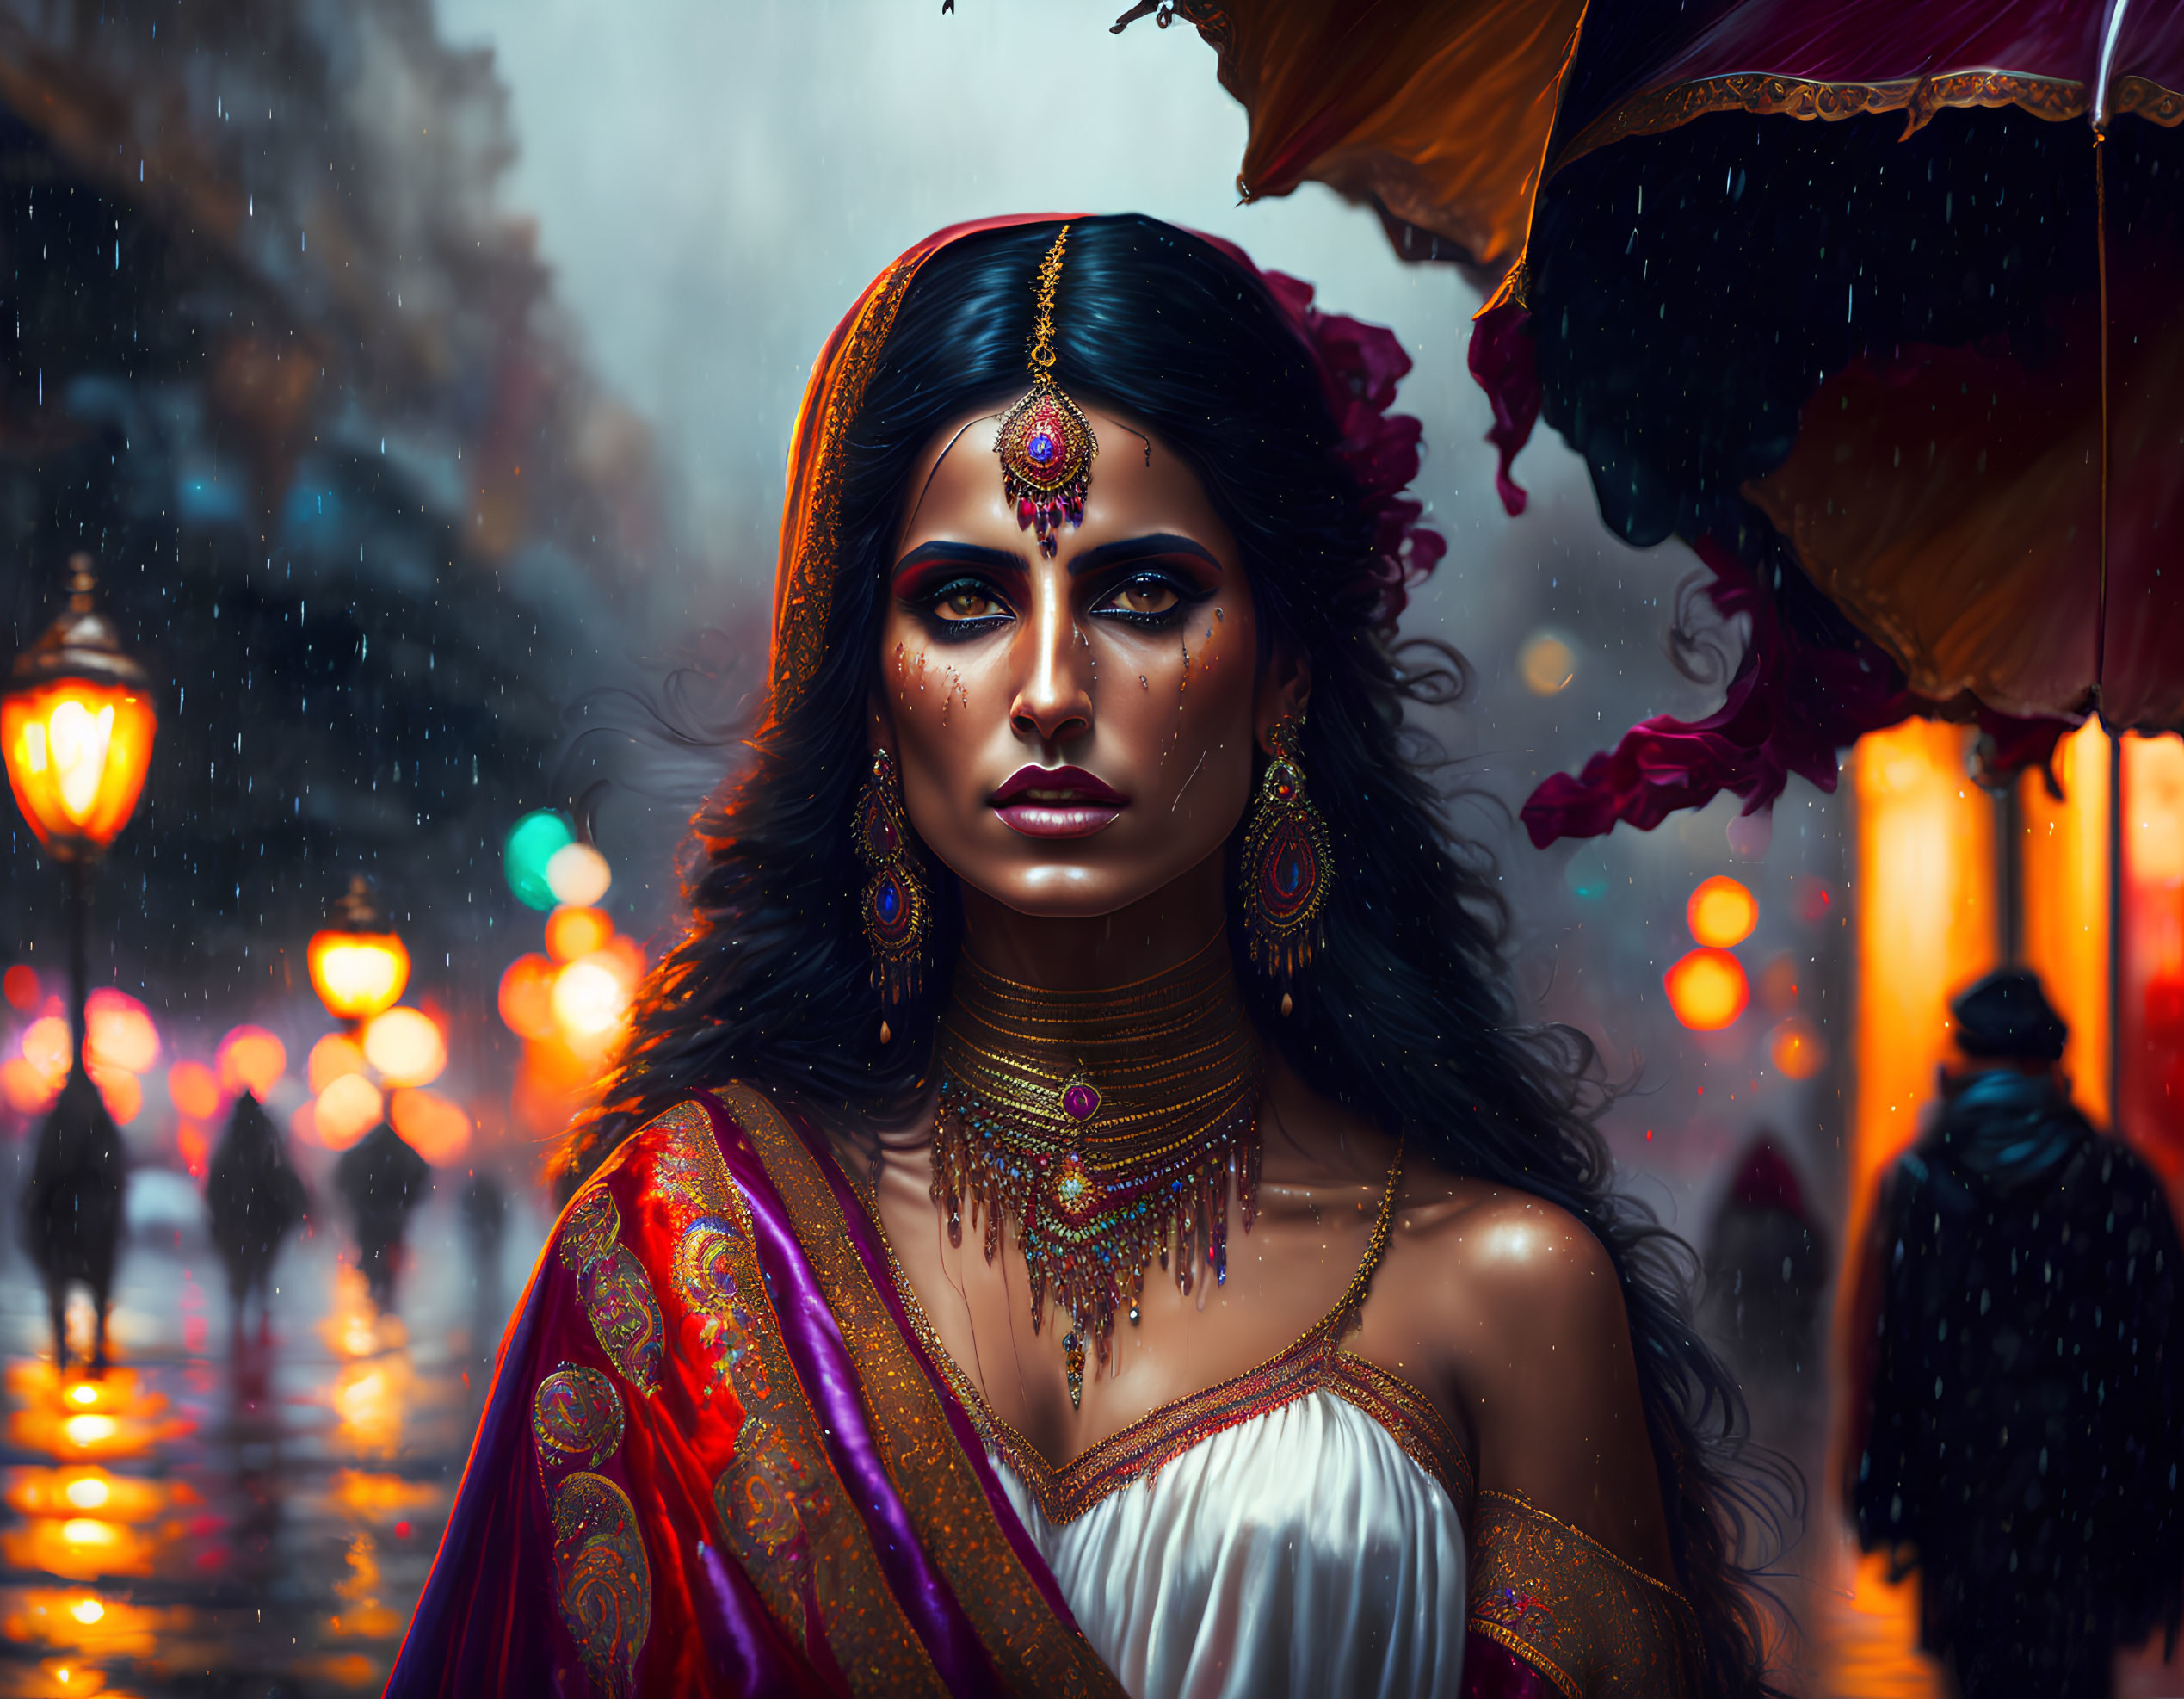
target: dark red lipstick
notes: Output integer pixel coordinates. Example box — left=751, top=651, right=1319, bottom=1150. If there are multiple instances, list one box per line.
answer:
left=990, top=765, right=1129, bottom=838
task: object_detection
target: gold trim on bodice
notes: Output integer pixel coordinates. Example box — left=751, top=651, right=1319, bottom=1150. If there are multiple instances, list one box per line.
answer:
left=866, top=1143, right=1476, bottom=1528
left=1468, top=1489, right=1703, bottom=1699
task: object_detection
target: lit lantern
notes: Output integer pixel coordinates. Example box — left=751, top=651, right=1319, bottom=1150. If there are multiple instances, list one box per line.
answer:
left=1686, top=876, right=1758, bottom=948
left=1664, top=948, right=1749, bottom=1031
left=1, top=559, right=157, bottom=865
left=3, top=558, right=157, bottom=1095
left=308, top=876, right=410, bottom=1028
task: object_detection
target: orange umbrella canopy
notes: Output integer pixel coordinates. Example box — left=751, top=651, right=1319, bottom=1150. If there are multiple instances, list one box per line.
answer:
left=1121, top=1, right=2184, bottom=841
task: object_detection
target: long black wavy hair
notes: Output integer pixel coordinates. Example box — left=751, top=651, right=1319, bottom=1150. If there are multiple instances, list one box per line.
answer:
left=565, top=214, right=1780, bottom=1696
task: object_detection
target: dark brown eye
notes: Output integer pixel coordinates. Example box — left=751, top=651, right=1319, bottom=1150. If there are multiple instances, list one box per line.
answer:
left=1104, top=578, right=1181, bottom=617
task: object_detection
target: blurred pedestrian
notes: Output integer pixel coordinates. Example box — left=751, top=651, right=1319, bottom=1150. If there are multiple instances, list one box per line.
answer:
left=1703, top=1131, right=1830, bottom=1377
left=19, top=1068, right=127, bottom=1375
left=334, top=1121, right=429, bottom=1312
left=204, top=1090, right=308, bottom=1339
left=459, top=1168, right=505, bottom=1287
left=1848, top=967, right=2184, bottom=1699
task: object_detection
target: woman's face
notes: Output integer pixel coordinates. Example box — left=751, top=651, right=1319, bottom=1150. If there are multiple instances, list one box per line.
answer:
left=877, top=400, right=1301, bottom=920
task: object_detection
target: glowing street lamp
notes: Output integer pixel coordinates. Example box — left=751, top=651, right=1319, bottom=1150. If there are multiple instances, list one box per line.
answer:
left=2, top=556, right=157, bottom=1079
left=309, top=875, right=410, bottom=1030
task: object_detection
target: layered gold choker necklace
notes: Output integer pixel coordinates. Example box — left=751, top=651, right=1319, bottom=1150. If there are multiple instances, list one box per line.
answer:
left=932, top=936, right=1264, bottom=1408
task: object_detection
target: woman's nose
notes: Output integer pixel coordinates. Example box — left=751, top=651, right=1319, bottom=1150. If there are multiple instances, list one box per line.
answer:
left=1008, top=569, right=1092, bottom=745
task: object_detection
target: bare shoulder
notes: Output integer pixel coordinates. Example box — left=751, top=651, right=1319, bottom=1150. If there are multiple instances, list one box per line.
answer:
left=1385, top=1169, right=1630, bottom=1348
left=1370, top=1161, right=1675, bottom=1576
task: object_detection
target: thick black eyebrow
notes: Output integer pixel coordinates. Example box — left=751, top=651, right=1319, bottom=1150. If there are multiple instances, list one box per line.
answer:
left=1067, top=534, right=1221, bottom=577
left=891, top=540, right=1025, bottom=582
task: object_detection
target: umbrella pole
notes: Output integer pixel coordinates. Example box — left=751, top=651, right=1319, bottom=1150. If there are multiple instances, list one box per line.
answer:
left=2094, top=128, right=2111, bottom=707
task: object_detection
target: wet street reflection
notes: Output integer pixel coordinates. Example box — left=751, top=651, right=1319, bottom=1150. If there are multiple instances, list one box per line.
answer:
left=0, top=1165, right=546, bottom=1696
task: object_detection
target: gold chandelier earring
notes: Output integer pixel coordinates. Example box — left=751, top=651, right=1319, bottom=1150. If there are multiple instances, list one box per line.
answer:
left=1241, top=714, right=1332, bottom=1016
left=855, top=748, right=932, bottom=1033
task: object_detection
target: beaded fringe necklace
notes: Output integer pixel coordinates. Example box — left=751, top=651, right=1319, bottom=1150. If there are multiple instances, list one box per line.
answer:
left=931, top=936, right=1264, bottom=1408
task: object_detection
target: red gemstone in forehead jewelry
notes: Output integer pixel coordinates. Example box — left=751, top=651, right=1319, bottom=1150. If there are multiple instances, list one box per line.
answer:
left=999, top=386, right=1090, bottom=495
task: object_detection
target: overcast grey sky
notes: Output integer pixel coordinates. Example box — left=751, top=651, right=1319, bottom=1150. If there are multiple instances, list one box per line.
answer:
left=434, top=0, right=1533, bottom=583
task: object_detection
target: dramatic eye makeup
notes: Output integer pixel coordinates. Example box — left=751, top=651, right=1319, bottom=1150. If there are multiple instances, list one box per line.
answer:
left=891, top=533, right=1222, bottom=639
left=1089, top=569, right=1207, bottom=627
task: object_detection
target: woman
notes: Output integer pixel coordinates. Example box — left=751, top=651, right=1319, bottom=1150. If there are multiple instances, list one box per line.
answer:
left=390, top=215, right=1774, bottom=1698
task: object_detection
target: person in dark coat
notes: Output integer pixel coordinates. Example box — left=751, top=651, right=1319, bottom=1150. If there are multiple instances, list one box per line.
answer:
left=1847, top=968, right=2184, bottom=1699
left=204, top=1090, right=308, bottom=1337
left=1704, top=1131, right=1831, bottom=1377
left=20, top=1067, right=128, bottom=1375
left=334, top=1120, right=430, bottom=1312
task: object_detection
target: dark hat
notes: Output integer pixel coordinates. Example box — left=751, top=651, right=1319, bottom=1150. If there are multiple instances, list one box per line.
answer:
left=1951, top=968, right=2068, bottom=1062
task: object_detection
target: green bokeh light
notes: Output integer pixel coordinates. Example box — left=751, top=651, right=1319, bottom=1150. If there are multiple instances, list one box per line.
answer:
left=504, top=810, right=574, bottom=911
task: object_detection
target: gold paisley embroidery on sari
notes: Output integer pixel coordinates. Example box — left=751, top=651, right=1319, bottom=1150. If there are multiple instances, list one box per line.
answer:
left=674, top=1213, right=764, bottom=1399
left=551, top=1470, right=652, bottom=1699
left=559, top=1183, right=620, bottom=1274
left=582, top=1245, right=665, bottom=1396
left=651, top=1094, right=949, bottom=1696
left=713, top=1410, right=836, bottom=1646
left=533, top=1363, right=626, bottom=1477
left=1466, top=1490, right=1701, bottom=1699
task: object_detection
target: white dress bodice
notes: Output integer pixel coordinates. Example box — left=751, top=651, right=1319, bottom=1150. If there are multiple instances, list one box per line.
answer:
left=990, top=1387, right=1466, bottom=1699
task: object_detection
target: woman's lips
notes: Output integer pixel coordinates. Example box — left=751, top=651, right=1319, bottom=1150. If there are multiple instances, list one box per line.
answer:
left=990, top=765, right=1129, bottom=839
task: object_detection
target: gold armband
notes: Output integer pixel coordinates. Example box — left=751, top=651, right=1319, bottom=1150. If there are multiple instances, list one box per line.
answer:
left=1467, top=1490, right=1703, bottom=1698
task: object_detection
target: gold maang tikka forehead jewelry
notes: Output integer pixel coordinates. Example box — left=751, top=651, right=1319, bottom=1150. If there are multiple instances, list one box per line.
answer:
left=996, top=224, right=1098, bottom=559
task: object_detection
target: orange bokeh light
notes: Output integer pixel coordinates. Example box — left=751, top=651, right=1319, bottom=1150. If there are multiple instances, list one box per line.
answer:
left=552, top=955, right=632, bottom=1043
left=89, top=1066, right=140, bottom=1125
left=21, top=1016, right=73, bottom=1085
left=307, top=1033, right=368, bottom=1094
left=544, top=906, right=614, bottom=964
left=0, top=679, right=157, bottom=860
left=390, top=1088, right=471, bottom=1165
left=166, top=1060, right=220, bottom=1121
left=497, top=955, right=558, bottom=1041
left=361, top=1007, right=446, bottom=1088
left=1664, top=948, right=1749, bottom=1031
left=1768, top=1018, right=1829, bottom=1079
left=85, top=989, right=158, bottom=1075
left=1686, top=875, right=1758, bottom=948
left=2, top=1056, right=57, bottom=1115
left=313, top=1074, right=384, bottom=1150
left=3, top=965, right=37, bottom=1011
left=216, top=1026, right=286, bottom=1097
left=307, top=930, right=410, bottom=1025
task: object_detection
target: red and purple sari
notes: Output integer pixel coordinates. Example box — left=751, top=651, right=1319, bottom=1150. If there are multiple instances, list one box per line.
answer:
left=386, top=1086, right=1124, bottom=1697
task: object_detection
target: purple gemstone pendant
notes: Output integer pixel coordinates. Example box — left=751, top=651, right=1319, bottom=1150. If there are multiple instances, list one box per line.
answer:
left=1058, top=1071, right=1101, bottom=1124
